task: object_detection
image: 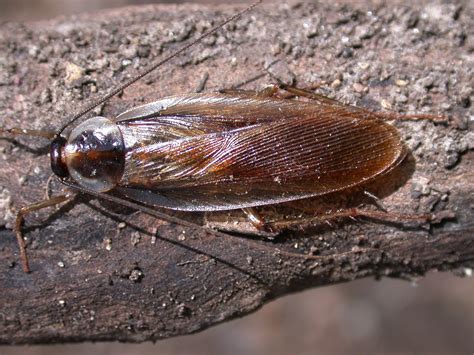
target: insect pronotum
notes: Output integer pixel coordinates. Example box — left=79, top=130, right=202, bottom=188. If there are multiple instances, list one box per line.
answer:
left=1, top=1, right=447, bottom=273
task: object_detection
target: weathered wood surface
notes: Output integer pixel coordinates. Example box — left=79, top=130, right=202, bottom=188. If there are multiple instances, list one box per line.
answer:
left=0, top=1, right=473, bottom=344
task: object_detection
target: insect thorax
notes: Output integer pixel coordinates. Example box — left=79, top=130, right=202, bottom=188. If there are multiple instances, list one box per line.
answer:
left=56, top=117, right=125, bottom=192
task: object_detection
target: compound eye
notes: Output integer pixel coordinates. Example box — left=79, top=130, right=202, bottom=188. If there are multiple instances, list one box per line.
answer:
left=64, top=117, right=125, bottom=192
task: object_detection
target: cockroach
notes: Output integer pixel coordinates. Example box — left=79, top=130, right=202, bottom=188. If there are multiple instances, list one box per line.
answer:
left=1, top=1, right=447, bottom=273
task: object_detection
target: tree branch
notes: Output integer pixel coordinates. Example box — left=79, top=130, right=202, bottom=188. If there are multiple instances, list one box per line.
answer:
left=0, top=1, right=472, bottom=344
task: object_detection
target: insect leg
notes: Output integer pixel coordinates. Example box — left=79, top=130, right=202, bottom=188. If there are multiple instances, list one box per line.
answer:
left=44, top=173, right=57, bottom=199
left=268, top=81, right=341, bottom=104
left=242, top=207, right=279, bottom=234
left=219, top=85, right=278, bottom=98
left=220, top=84, right=328, bottom=100
left=0, top=127, right=57, bottom=139
left=272, top=84, right=447, bottom=123
left=362, top=190, right=388, bottom=212
left=15, top=193, right=74, bottom=273
left=265, top=208, right=454, bottom=231
left=372, top=111, right=447, bottom=123
left=264, top=65, right=334, bottom=103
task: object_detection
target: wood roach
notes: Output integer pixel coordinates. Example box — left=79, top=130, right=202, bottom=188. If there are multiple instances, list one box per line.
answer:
left=0, top=1, right=447, bottom=273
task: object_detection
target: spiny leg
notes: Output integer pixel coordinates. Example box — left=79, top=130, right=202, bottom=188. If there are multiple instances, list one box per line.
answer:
left=15, top=194, right=74, bottom=273
left=371, top=110, right=447, bottom=123
left=276, top=84, right=447, bottom=123
left=265, top=208, right=454, bottom=231
left=273, top=82, right=339, bottom=104
left=219, top=83, right=332, bottom=102
left=219, top=85, right=279, bottom=99
left=263, top=64, right=336, bottom=103
left=265, top=78, right=447, bottom=122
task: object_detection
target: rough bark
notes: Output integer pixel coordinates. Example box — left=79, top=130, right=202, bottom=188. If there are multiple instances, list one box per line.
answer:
left=0, top=0, right=473, bottom=345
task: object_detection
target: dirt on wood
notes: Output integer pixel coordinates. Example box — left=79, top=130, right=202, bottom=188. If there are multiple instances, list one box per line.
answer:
left=0, top=0, right=472, bottom=344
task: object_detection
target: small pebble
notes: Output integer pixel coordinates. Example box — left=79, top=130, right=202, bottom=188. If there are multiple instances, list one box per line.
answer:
left=105, top=238, right=112, bottom=251
left=331, top=79, right=342, bottom=89
left=353, top=83, right=366, bottom=93
left=396, top=94, right=408, bottom=103
left=381, top=99, right=392, bottom=110
left=396, top=79, right=408, bottom=87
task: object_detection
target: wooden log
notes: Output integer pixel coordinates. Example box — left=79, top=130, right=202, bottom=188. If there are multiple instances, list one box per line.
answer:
left=0, top=1, right=472, bottom=344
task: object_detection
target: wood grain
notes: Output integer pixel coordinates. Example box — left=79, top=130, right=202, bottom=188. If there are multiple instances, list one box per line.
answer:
left=0, top=1, right=472, bottom=344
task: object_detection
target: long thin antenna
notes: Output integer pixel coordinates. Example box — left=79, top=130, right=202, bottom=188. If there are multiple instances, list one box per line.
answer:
left=57, top=0, right=262, bottom=137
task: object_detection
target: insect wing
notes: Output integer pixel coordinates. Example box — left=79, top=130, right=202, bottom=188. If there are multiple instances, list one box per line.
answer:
left=115, top=97, right=405, bottom=211
left=115, top=93, right=288, bottom=152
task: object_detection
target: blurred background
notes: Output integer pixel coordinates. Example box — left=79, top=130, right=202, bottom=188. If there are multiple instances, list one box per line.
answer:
left=2, top=274, right=474, bottom=354
left=1, top=1, right=473, bottom=354
left=1, top=0, right=253, bottom=21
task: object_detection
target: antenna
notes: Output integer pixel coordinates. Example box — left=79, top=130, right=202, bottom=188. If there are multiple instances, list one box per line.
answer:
left=57, top=0, right=262, bottom=137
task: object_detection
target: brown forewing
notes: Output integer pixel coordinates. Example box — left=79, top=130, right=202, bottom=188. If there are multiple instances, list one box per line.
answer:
left=114, top=94, right=405, bottom=211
